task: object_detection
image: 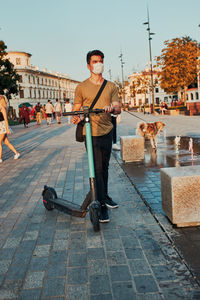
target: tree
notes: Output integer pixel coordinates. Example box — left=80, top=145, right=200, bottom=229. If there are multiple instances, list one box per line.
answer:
left=0, top=40, right=20, bottom=99
left=156, top=36, right=200, bottom=105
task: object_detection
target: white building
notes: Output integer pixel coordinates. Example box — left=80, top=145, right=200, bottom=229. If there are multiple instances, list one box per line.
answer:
left=127, top=69, right=176, bottom=107
left=6, top=51, right=79, bottom=113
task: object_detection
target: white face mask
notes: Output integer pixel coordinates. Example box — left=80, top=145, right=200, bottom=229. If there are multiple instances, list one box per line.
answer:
left=92, top=62, right=104, bottom=75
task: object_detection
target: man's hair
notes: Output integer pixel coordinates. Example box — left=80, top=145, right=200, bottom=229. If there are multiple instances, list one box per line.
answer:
left=37, top=102, right=40, bottom=105
left=86, top=50, right=104, bottom=64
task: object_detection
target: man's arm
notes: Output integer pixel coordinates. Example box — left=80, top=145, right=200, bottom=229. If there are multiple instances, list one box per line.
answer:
left=71, top=103, right=82, bottom=124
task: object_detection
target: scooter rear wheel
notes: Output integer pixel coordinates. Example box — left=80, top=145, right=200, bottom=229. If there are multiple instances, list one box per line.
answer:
left=89, top=203, right=100, bottom=232
left=43, top=199, right=53, bottom=211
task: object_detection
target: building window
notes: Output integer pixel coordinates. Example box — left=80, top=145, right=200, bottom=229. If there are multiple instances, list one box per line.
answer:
left=34, top=89, right=36, bottom=98
left=30, top=89, right=32, bottom=98
left=41, top=78, right=43, bottom=85
left=33, top=76, right=35, bottom=84
left=18, top=75, right=23, bottom=83
left=28, top=75, right=31, bottom=83
left=155, top=88, right=159, bottom=93
left=196, top=92, right=199, bottom=100
left=38, top=90, right=41, bottom=98
left=16, top=58, right=21, bottom=65
left=156, top=97, right=160, bottom=104
left=37, top=77, right=40, bottom=84
left=20, top=90, right=24, bottom=98
left=191, top=93, right=193, bottom=100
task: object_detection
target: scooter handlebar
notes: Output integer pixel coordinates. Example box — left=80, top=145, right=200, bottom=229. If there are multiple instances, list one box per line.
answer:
left=63, top=108, right=105, bottom=116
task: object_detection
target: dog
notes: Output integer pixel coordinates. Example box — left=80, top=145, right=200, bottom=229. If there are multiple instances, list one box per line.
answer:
left=136, top=121, right=165, bottom=148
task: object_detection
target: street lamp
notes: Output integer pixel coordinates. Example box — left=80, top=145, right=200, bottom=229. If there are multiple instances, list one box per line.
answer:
left=143, top=7, right=155, bottom=113
left=119, top=51, right=125, bottom=105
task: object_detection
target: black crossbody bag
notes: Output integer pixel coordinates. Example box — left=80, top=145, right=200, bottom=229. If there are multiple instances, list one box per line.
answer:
left=76, top=80, right=107, bottom=142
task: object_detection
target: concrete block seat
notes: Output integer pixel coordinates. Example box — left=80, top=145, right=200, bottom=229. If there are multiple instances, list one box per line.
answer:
left=120, top=135, right=144, bottom=163
left=161, top=166, right=200, bottom=227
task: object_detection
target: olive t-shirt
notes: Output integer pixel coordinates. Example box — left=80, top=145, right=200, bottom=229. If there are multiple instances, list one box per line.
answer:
left=74, top=79, right=120, bottom=136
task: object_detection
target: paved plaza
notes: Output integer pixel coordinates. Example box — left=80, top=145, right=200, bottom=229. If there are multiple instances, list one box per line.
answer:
left=0, top=113, right=200, bottom=299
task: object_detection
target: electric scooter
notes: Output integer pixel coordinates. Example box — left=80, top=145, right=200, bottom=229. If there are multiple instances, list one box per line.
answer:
left=42, top=107, right=105, bottom=232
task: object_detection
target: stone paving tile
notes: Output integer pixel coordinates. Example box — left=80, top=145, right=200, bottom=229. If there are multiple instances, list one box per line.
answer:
left=89, top=274, right=111, bottom=295
left=67, top=267, right=88, bottom=284
left=23, top=271, right=45, bottom=289
left=67, top=285, right=89, bottom=300
left=19, top=288, right=42, bottom=300
left=43, top=277, right=66, bottom=297
left=134, top=275, right=159, bottom=293
left=112, top=282, right=136, bottom=300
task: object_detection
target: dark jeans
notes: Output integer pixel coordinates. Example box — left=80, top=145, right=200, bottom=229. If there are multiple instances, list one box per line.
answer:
left=111, top=116, right=117, bottom=144
left=90, top=129, right=113, bottom=205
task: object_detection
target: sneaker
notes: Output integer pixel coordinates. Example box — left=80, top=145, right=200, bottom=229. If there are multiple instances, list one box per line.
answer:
left=105, top=195, right=119, bottom=209
left=0, top=159, right=2, bottom=163
left=112, top=143, right=120, bottom=151
left=99, top=205, right=110, bottom=223
left=14, top=153, right=20, bottom=160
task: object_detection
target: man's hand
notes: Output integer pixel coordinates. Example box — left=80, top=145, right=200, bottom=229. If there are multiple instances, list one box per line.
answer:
left=71, top=115, right=81, bottom=124
left=103, top=105, right=113, bottom=113
left=71, top=103, right=82, bottom=124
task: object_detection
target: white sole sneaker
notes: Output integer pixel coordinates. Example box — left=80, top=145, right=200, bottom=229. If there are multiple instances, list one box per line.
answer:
left=0, top=159, right=2, bottom=163
left=106, top=203, right=119, bottom=209
left=14, top=153, right=20, bottom=160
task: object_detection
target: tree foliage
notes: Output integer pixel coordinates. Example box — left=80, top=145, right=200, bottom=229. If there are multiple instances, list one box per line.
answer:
left=156, top=36, right=200, bottom=103
left=0, top=40, right=20, bottom=98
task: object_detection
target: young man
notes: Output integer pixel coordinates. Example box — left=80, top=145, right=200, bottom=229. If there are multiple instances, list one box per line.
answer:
left=54, top=99, right=62, bottom=124
left=72, top=50, right=121, bottom=223
left=65, top=98, right=72, bottom=124
left=45, top=100, right=54, bottom=125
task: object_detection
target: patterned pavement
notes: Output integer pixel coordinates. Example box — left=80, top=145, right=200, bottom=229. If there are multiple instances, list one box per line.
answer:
left=0, top=115, right=199, bottom=299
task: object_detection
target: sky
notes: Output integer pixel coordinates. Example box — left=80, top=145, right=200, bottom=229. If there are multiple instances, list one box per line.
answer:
left=1, top=0, right=200, bottom=82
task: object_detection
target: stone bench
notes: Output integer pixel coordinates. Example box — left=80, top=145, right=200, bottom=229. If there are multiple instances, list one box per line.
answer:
left=161, top=166, right=200, bottom=227
left=120, top=135, right=144, bottom=163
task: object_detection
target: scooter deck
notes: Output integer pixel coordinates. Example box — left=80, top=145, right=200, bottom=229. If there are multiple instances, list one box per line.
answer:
left=42, top=186, right=88, bottom=218
left=45, top=197, right=88, bottom=218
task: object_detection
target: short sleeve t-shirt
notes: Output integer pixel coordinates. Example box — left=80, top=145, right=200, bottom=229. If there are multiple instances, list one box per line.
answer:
left=74, top=79, right=120, bottom=136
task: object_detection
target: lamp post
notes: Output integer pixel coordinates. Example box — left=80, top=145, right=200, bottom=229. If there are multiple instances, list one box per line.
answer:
left=119, top=51, right=125, bottom=105
left=143, top=7, right=155, bottom=113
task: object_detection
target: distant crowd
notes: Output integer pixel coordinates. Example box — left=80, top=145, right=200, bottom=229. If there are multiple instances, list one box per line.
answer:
left=19, top=98, right=72, bottom=127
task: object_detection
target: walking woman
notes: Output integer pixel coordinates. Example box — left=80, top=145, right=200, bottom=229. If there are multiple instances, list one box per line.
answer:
left=0, top=95, right=20, bottom=163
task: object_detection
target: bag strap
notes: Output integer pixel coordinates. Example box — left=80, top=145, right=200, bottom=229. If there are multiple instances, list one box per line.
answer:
left=89, top=79, right=107, bottom=110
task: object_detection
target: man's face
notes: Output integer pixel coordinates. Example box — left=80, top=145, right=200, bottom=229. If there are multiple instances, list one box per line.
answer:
left=87, top=55, right=103, bottom=73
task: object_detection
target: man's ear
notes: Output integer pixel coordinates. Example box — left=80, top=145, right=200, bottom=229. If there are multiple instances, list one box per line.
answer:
left=87, top=64, right=91, bottom=71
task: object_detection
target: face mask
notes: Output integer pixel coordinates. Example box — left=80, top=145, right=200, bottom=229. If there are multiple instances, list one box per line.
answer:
left=92, top=62, right=104, bottom=75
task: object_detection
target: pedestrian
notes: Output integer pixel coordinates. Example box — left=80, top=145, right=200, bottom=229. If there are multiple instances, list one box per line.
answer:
left=54, top=99, right=62, bottom=124
left=35, top=102, right=42, bottom=125
left=20, top=104, right=30, bottom=127
left=72, top=50, right=121, bottom=223
left=45, top=100, right=54, bottom=125
left=64, top=98, right=72, bottom=124
left=0, top=95, right=20, bottom=163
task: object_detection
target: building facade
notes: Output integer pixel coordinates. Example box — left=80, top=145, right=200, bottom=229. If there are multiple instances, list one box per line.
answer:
left=6, top=51, right=79, bottom=114
left=127, top=69, right=174, bottom=107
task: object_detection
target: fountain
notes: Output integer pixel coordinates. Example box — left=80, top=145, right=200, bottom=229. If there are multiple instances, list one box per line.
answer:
left=189, top=137, right=194, bottom=161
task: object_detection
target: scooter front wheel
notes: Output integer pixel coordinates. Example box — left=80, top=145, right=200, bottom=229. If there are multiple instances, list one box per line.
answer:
left=89, top=202, right=100, bottom=232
